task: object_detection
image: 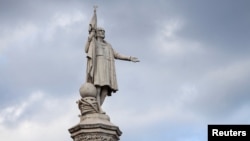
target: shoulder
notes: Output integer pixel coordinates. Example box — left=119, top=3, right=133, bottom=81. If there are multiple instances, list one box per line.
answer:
left=103, top=40, right=113, bottom=50
left=103, top=40, right=111, bottom=46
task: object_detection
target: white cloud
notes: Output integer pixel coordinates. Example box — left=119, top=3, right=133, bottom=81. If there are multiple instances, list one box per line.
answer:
left=0, top=91, right=79, bottom=141
left=53, top=11, right=86, bottom=27
left=0, top=23, right=38, bottom=52
left=0, top=10, right=86, bottom=52
left=154, top=19, right=205, bottom=57
left=1, top=1, right=249, bottom=141
left=203, top=58, right=250, bottom=85
left=175, top=58, right=250, bottom=122
left=195, top=58, right=250, bottom=105
left=162, top=19, right=183, bottom=39
left=0, top=114, right=75, bottom=141
left=0, top=91, right=43, bottom=123
left=38, top=11, right=86, bottom=42
left=105, top=85, right=201, bottom=132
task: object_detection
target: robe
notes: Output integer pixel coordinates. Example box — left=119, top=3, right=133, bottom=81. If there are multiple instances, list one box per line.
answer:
left=86, top=39, right=130, bottom=96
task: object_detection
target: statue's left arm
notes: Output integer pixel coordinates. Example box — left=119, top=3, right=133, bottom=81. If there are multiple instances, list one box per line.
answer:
left=113, top=49, right=140, bottom=62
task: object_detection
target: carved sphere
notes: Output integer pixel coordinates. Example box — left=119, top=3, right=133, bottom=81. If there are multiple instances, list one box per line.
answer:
left=79, top=83, right=97, bottom=98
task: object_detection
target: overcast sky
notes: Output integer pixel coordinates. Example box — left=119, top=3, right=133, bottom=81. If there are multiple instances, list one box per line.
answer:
left=1, top=0, right=250, bottom=141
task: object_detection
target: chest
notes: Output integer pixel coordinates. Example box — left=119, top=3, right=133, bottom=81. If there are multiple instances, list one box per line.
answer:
left=96, top=42, right=113, bottom=57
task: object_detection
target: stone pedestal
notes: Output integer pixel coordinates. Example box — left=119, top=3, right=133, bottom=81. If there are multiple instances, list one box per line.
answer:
left=69, top=113, right=122, bottom=141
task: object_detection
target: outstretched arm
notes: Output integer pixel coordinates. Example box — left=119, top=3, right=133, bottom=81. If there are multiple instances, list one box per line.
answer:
left=130, top=56, right=140, bottom=62
left=113, top=50, right=140, bottom=62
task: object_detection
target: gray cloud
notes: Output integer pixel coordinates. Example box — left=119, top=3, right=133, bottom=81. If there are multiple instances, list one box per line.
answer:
left=1, top=0, right=250, bottom=141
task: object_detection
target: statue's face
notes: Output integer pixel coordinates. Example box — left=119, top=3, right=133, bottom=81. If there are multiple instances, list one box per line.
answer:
left=96, top=29, right=105, bottom=39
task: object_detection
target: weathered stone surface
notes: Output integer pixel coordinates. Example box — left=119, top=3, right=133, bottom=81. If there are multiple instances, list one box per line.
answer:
left=74, top=133, right=115, bottom=141
left=69, top=7, right=128, bottom=141
left=84, top=7, right=139, bottom=112
left=79, top=83, right=97, bottom=98
left=69, top=113, right=122, bottom=141
left=77, top=97, right=99, bottom=115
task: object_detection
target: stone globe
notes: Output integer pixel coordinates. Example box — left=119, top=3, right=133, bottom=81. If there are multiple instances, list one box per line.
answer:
left=79, top=83, right=97, bottom=98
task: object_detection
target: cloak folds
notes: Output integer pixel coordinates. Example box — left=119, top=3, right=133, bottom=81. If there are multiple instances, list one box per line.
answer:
left=85, top=9, right=97, bottom=83
left=85, top=38, right=119, bottom=96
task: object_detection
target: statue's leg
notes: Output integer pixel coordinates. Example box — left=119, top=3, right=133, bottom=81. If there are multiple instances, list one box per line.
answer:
left=96, top=86, right=105, bottom=114
left=96, top=86, right=102, bottom=113
left=100, top=86, right=108, bottom=106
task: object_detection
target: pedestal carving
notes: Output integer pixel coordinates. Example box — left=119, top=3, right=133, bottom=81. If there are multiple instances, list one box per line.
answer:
left=69, top=113, right=122, bottom=141
left=74, top=133, right=115, bottom=141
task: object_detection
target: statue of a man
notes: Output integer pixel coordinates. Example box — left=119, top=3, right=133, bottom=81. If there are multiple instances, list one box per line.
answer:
left=84, top=9, right=139, bottom=113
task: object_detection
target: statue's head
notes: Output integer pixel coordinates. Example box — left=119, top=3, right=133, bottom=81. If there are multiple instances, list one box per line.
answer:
left=96, top=27, right=105, bottom=39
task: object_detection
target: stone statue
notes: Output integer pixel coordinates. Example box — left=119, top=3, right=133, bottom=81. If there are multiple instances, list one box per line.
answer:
left=69, top=7, right=127, bottom=141
left=80, top=7, right=139, bottom=114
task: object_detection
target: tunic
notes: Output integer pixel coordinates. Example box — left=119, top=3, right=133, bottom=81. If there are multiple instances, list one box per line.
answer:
left=85, top=39, right=130, bottom=96
left=94, top=40, right=118, bottom=94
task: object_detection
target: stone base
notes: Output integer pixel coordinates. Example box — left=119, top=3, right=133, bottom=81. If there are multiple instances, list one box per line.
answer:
left=69, top=113, right=122, bottom=141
